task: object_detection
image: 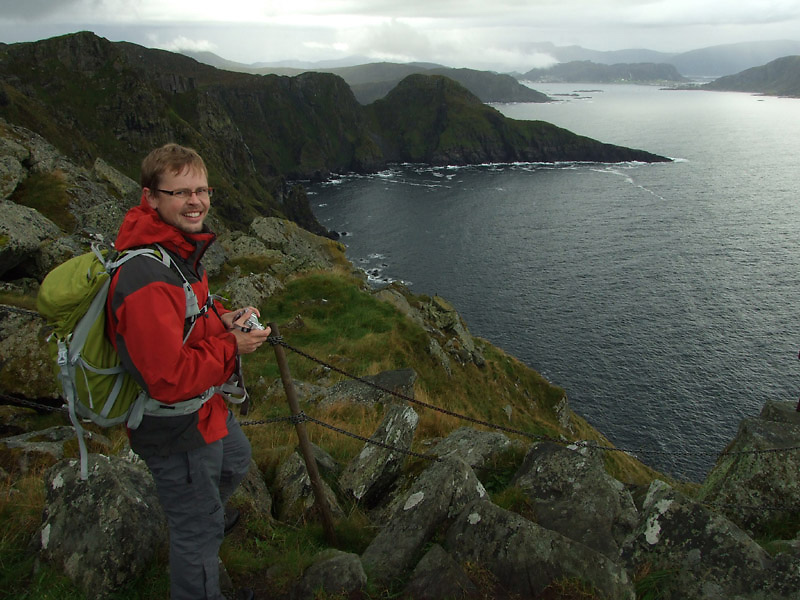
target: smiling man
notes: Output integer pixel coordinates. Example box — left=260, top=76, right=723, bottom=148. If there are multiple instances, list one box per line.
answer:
left=107, top=143, right=269, bottom=600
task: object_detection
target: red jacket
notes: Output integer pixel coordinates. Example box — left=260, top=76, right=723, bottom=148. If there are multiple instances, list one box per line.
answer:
left=107, top=195, right=238, bottom=456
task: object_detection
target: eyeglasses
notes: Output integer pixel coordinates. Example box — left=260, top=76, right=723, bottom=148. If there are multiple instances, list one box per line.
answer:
left=156, top=187, right=214, bottom=199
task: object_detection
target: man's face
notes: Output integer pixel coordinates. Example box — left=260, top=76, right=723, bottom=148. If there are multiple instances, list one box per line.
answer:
left=145, top=167, right=210, bottom=234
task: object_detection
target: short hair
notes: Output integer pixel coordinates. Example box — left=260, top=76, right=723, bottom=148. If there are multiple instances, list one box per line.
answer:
left=140, top=143, right=208, bottom=190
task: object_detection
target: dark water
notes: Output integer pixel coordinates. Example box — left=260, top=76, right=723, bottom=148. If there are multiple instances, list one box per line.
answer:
left=308, top=84, right=800, bottom=481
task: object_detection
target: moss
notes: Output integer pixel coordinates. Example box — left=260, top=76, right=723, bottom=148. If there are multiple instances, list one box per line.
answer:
left=9, top=170, right=76, bottom=232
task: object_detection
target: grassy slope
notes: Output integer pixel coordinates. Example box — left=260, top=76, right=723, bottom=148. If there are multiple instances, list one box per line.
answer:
left=2, top=268, right=669, bottom=599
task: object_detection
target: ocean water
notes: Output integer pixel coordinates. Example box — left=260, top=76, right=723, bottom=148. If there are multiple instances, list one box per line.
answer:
left=308, top=84, right=800, bottom=481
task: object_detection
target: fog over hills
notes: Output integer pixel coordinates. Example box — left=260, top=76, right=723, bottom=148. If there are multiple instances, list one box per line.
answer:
left=186, top=39, right=800, bottom=87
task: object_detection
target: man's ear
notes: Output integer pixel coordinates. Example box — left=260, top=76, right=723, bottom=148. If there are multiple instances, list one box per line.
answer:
left=144, top=188, right=159, bottom=210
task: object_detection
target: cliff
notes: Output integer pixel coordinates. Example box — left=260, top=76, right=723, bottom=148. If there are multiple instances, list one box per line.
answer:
left=0, top=32, right=668, bottom=233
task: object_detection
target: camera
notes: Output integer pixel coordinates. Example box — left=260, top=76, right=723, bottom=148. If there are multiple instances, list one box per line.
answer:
left=242, top=312, right=265, bottom=331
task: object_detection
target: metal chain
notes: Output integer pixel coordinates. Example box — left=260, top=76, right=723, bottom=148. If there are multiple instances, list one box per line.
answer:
left=272, top=337, right=800, bottom=461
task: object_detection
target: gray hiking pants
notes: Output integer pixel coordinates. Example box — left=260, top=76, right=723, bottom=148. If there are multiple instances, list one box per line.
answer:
left=144, top=410, right=252, bottom=600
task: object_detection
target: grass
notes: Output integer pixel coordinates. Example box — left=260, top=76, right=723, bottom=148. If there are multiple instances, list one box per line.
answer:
left=2, top=269, right=673, bottom=599
left=9, top=170, right=76, bottom=233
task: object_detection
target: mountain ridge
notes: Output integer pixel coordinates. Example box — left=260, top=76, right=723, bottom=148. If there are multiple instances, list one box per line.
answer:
left=0, top=31, right=667, bottom=234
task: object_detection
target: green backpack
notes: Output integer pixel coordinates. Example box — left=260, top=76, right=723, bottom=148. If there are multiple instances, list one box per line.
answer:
left=37, top=243, right=247, bottom=479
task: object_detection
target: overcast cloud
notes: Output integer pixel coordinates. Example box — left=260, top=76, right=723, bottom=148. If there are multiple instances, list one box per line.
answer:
left=1, top=1, right=799, bottom=71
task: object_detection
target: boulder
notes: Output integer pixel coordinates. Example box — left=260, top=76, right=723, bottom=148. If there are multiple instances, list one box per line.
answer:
left=622, top=479, right=800, bottom=599
left=402, top=543, right=478, bottom=600
left=361, top=457, right=487, bottom=585
left=229, top=458, right=274, bottom=524
left=1, top=425, right=109, bottom=475
left=292, top=549, right=367, bottom=599
left=512, top=441, right=638, bottom=558
left=272, top=449, right=343, bottom=525
left=0, top=305, right=59, bottom=399
left=0, top=199, right=62, bottom=279
left=217, top=271, right=284, bottom=310
left=30, top=454, right=168, bottom=599
left=0, top=154, right=25, bottom=199
left=430, top=426, right=511, bottom=471
left=446, top=498, right=635, bottom=600
left=250, top=217, right=345, bottom=275
left=698, top=402, right=800, bottom=536
left=318, top=368, right=417, bottom=406
left=340, top=403, right=419, bottom=507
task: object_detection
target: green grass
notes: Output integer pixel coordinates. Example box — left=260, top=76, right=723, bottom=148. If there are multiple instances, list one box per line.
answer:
left=2, top=269, right=672, bottom=599
left=9, top=171, right=76, bottom=233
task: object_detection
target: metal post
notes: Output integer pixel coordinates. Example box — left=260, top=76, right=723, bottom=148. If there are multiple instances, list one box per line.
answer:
left=268, top=323, right=337, bottom=545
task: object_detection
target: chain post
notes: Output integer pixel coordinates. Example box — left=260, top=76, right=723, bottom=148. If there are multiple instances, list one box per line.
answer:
left=268, top=323, right=337, bottom=545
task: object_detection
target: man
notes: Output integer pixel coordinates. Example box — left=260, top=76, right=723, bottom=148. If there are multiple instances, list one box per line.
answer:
left=107, top=143, right=270, bottom=600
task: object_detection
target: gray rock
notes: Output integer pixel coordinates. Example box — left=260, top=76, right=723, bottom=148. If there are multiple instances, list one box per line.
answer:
left=430, top=426, right=511, bottom=471
left=512, top=441, right=638, bottom=558
left=447, top=498, right=635, bottom=600
left=1, top=426, right=108, bottom=474
left=0, top=199, right=62, bottom=278
left=759, top=399, right=800, bottom=427
left=250, top=217, right=344, bottom=274
left=361, top=457, right=487, bottom=585
left=621, top=479, right=800, bottom=599
left=217, top=271, right=284, bottom=309
left=293, top=549, right=367, bottom=599
left=31, top=454, right=167, bottom=599
left=272, top=450, right=344, bottom=525
left=319, top=368, right=417, bottom=406
left=0, top=305, right=60, bottom=399
left=229, top=458, right=274, bottom=524
left=340, top=403, right=419, bottom=507
left=92, top=158, right=139, bottom=202
left=0, top=155, right=25, bottom=199
left=402, top=543, right=478, bottom=600
left=698, top=411, right=800, bottom=536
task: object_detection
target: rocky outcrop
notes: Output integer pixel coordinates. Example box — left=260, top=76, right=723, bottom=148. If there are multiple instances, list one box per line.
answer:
left=30, top=454, right=168, bottom=600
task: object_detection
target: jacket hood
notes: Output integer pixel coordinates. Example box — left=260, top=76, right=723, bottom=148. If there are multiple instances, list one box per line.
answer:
left=114, top=191, right=215, bottom=257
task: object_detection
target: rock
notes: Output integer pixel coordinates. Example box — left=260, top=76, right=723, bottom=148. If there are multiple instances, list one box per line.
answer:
left=250, top=217, right=346, bottom=275
left=446, top=498, right=635, bottom=600
left=0, top=154, right=25, bottom=199
left=427, top=338, right=452, bottom=376
left=92, top=158, right=139, bottom=202
left=340, top=403, right=419, bottom=507
left=402, top=543, right=477, bottom=600
left=229, top=459, right=274, bottom=524
left=0, top=199, right=62, bottom=279
left=698, top=408, right=800, bottom=536
left=1, top=426, right=106, bottom=474
left=0, top=305, right=59, bottom=399
left=622, top=479, right=800, bottom=599
left=293, top=549, right=367, bottom=599
left=272, top=450, right=344, bottom=525
left=319, top=368, right=417, bottom=406
left=31, top=454, right=167, bottom=599
left=512, top=441, right=638, bottom=558
left=372, top=285, right=425, bottom=328
left=264, top=377, right=327, bottom=405
left=361, top=457, right=487, bottom=585
left=431, top=427, right=511, bottom=471
left=217, top=271, right=284, bottom=309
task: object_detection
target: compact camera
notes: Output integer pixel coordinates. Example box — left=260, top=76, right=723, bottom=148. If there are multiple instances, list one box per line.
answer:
left=242, top=313, right=266, bottom=331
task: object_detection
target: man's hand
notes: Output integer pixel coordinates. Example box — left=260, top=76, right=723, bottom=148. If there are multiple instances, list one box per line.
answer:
left=231, top=326, right=271, bottom=355
left=222, top=307, right=271, bottom=354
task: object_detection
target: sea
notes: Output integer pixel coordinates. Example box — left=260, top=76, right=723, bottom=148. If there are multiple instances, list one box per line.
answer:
left=307, top=83, right=800, bottom=482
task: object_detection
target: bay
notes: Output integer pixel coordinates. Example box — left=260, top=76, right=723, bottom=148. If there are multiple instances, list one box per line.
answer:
left=309, top=84, right=800, bottom=481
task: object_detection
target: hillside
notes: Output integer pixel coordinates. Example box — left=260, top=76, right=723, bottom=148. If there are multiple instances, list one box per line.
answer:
left=366, top=74, right=668, bottom=165
left=182, top=52, right=550, bottom=104
left=521, top=60, right=687, bottom=84
left=703, top=55, right=800, bottom=97
left=0, top=32, right=667, bottom=234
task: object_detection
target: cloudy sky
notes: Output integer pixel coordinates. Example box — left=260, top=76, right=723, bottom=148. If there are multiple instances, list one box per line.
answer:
left=1, top=1, right=799, bottom=71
